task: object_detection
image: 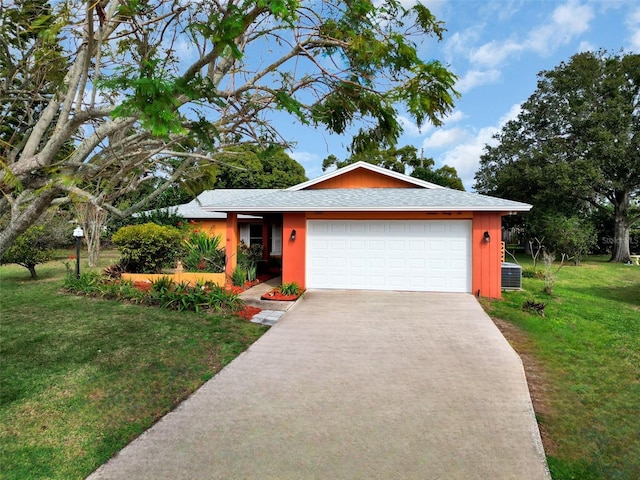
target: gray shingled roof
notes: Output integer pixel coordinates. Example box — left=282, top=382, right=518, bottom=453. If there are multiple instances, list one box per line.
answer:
left=200, top=188, right=531, bottom=213
left=139, top=190, right=267, bottom=219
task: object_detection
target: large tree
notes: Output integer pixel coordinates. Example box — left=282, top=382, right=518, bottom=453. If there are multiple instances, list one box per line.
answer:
left=213, top=146, right=307, bottom=188
left=0, top=0, right=459, bottom=256
left=475, top=51, right=640, bottom=262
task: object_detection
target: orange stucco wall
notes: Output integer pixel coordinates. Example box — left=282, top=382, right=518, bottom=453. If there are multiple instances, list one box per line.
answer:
left=472, top=212, right=503, bottom=299
left=225, top=213, right=238, bottom=282
left=191, top=219, right=227, bottom=238
left=305, top=169, right=417, bottom=189
left=282, top=212, right=307, bottom=289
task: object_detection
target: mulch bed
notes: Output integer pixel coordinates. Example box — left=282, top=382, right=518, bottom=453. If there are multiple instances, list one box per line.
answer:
left=236, top=305, right=262, bottom=320
left=132, top=281, right=152, bottom=292
left=260, top=289, right=302, bottom=301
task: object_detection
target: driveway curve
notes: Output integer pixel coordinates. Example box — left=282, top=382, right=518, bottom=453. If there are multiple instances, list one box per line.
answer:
left=88, top=291, right=550, bottom=480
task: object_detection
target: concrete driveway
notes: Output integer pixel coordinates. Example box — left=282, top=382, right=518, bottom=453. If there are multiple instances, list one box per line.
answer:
left=88, top=291, right=550, bottom=480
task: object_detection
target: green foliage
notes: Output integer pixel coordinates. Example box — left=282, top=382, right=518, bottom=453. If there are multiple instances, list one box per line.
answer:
left=483, top=257, right=640, bottom=479
left=534, top=215, right=597, bottom=265
left=182, top=231, right=225, bottom=272
left=522, top=266, right=544, bottom=279
left=213, top=145, right=307, bottom=188
left=63, top=272, right=243, bottom=314
left=236, top=242, right=262, bottom=284
left=411, top=164, right=465, bottom=190
left=100, top=64, right=188, bottom=138
left=151, top=281, right=243, bottom=313
left=0, top=225, right=53, bottom=278
left=0, top=0, right=67, bottom=161
left=231, top=267, right=247, bottom=287
left=112, top=223, right=184, bottom=273
left=474, top=50, right=640, bottom=262
left=108, top=208, right=186, bottom=237
left=279, top=282, right=301, bottom=296
left=64, top=271, right=145, bottom=302
left=2, top=0, right=459, bottom=261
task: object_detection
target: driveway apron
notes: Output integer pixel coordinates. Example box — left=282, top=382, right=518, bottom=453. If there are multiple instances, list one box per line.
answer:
left=88, top=291, right=551, bottom=480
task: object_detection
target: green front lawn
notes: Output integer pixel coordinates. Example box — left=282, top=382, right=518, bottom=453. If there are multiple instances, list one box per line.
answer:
left=2, top=252, right=638, bottom=479
left=0, top=255, right=267, bottom=480
left=483, top=256, right=640, bottom=480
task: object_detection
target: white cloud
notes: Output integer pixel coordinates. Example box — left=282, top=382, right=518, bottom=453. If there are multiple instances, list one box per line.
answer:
left=443, top=109, right=466, bottom=125
left=469, top=39, right=523, bottom=68
left=455, top=69, right=501, bottom=93
left=290, top=150, right=324, bottom=179
left=438, top=126, right=496, bottom=191
left=526, top=0, right=594, bottom=55
left=444, top=28, right=483, bottom=62
left=577, top=40, right=596, bottom=53
left=464, top=0, right=594, bottom=69
left=627, top=8, right=640, bottom=52
left=433, top=102, right=522, bottom=191
left=552, top=0, right=593, bottom=35
left=422, top=127, right=468, bottom=149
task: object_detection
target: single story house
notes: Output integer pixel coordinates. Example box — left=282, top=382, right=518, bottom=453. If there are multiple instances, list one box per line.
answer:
left=195, top=161, right=531, bottom=299
left=145, top=193, right=276, bottom=256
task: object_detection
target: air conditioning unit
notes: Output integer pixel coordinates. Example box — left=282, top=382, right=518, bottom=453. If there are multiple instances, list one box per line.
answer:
left=501, top=262, right=522, bottom=290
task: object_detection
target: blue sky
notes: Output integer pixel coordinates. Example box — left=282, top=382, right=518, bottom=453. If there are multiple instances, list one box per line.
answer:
left=288, top=0, right=639, bottom=191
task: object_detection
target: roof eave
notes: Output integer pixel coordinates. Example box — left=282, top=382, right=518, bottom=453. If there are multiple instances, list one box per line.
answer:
left=203, top=205, right=532, bottom=213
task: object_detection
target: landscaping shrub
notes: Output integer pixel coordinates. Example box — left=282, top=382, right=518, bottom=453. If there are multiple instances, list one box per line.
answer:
left=231, top=267, right=247, bottom=287
left=279, top=282, right=301, bottom=296
left=236, top=242, right=262, bottom=283
left=183, top=231, right=225, bottom=272
left=63, top=271, right=145, bottom=302
left=63, top=273, right=243, bottom=314
left=112, top=223, right=184, bottom=273
left=0, top=225, right=54, bottom=279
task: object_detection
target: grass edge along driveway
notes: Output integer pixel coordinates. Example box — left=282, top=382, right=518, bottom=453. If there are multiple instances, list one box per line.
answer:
left=482, top=256, right=640, bottom=480
left=0, top=259, right=267, bottom=480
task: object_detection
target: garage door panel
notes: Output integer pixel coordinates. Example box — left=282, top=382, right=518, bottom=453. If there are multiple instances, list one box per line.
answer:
left=307, top=220, right=471, bottom=292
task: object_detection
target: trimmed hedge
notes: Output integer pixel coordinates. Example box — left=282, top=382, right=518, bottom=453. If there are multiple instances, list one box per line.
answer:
left=112, top=223, right=183, bottom=273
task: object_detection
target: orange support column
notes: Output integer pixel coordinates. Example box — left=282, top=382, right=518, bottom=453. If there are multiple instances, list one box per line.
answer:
left=282, top=212, right=306, bottom=289
left=225, top=213, right=238, bottom=285
left=472, top=212, right=503, bottom=299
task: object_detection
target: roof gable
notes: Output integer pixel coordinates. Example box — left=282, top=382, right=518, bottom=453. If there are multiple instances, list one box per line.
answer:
left=287, top=161, right=444, bottom=191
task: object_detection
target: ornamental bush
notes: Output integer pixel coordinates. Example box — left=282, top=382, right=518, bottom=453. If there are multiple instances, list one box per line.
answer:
left=112, top=223, right=184, bottom=273
left=182, top=231, right=225, bottom=272
left=0, top=225, right=54, bottom=279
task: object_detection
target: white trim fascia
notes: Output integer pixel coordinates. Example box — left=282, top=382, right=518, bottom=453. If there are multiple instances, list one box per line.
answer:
left=207, top=205, right=532, bottom=213
left=286, top=161, right=445, bottom=191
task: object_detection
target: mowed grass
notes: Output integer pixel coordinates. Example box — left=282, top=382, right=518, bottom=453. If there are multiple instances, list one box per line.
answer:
left=0, top=253, right=267, bottom=480
left=483, top=256, right=640, bottom=480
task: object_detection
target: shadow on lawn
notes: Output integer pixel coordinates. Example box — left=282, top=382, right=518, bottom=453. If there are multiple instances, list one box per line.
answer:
left=569, top=282, right=640, bottom=307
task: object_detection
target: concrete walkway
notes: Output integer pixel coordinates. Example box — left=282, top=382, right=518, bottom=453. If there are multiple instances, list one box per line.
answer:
left=88, top=291, right=550, bottom=480
left=238, top=276, right=297, bottom=326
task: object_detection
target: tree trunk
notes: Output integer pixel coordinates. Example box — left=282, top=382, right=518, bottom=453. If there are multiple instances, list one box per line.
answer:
left=77, top=203, right=108, bottom=268
left=609, top=192, right=631, bottom=263
left=0, top=188, right=60, bottom=258
left=28, top=265, right=38, bottom=279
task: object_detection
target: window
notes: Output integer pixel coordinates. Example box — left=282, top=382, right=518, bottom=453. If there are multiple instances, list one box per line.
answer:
left=240, top=223, right=263, bottom=247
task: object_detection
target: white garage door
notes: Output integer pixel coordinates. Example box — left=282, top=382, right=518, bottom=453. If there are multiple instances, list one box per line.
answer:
left=307, top=220, right=471, bottom=292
